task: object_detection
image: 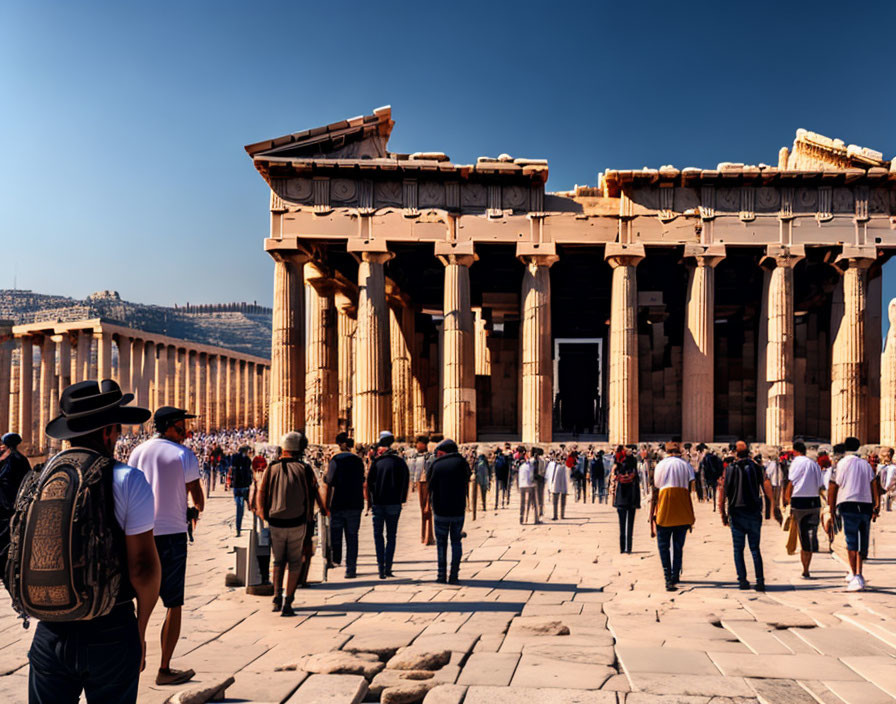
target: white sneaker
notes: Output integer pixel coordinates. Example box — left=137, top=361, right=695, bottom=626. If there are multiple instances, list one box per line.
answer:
left=845, top=571, right=855, bottom=583
left=846, top=575, right=865, bottom=592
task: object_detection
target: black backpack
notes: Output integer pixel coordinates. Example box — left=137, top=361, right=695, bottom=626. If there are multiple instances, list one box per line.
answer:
left=5, top=449, right=124, bottom=625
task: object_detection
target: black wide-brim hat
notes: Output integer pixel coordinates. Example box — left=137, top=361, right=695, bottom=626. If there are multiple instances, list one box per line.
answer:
left=47, top=379, right=151, bottom=440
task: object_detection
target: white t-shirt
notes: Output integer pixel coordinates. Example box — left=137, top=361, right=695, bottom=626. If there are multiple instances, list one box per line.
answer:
left=833, top=454, right=875, bottom=504
left=653, top=456, right=695, bottom=490
left=787, top=455, right=824, bottom=498
left=130, top=437, right=201, bottom=536
left=765, top=460, right=784, bottom=486
left=113, top=461, right=156, bottom=536
left=878, top=464, right=896, bottom=492
left=518, top=460, right=534, bottom=488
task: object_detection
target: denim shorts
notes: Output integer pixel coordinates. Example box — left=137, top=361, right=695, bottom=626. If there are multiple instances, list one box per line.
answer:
left=155, top=533, right=188, bottom=608
left=840, top=508, right=871, bottom=554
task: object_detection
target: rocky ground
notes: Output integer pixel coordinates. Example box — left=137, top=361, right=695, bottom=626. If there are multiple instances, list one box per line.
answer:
left=0, top=486, right=894, bottom=703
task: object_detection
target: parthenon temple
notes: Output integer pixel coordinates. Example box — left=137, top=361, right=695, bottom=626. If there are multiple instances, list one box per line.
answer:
left=246, top=108, right=896, bottom=448
left=0, top=318, right=271, bottom=454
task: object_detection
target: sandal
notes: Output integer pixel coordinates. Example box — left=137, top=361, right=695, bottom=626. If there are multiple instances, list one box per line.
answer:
left=156, top=668, right=196, bottom=686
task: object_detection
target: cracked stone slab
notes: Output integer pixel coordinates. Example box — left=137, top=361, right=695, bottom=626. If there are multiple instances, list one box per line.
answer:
left=509, top=654, right=614, bottom=689
left=745, top=678, right=818, bottom=704
left=286, top=673, right=368, bottom=703
left=616, top=646, right=721, bottom=676
left=457, top=652, right=520, bottom=686
left=708, top=653, right=862, bottom=681
left=463, top=685, right=617, bottom=703
left=422, top=684, right=468, bottom=704
left=624, top=674, right=755, bottom=698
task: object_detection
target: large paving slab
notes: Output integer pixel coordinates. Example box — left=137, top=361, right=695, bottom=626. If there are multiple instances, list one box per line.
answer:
left=0, top=486, right=894, bottom=702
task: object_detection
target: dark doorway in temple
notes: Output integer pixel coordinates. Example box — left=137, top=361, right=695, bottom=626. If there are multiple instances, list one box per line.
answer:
left=554, top=339, right=602, bottom=438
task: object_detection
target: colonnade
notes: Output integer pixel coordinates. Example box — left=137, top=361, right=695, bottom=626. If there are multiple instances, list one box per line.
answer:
left=268, top=238, right=880, bottom=448
left=0, top=318, right=270, bottom=454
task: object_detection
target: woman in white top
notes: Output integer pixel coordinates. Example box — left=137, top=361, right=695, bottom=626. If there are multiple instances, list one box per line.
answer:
left=546, top=454, right=569, bottom=520
left=783, top=442, right=824, bottom=579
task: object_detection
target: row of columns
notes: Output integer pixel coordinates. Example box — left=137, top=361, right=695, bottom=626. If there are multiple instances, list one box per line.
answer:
left=0, top=326, right=270, bottom=454
left=607, top=244, right=878, bottom=447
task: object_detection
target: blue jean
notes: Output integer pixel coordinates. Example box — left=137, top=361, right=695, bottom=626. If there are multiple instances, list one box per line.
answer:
left=330, top=509, right=362, bottom=573
left=656, top=524, right=689, bottom=583
left=28, top=603, right=140, bottom=704
left=434, top=515, right=465, bottom=579
left=730, top=510, right=764, bottom=584
left=234, top=487, right=249, bottom=533
left=372, top=504, right=402, bottom=574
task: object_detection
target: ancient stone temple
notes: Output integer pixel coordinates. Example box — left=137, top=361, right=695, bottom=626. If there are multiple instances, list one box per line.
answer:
left=245, top=109, right=896, bottom=447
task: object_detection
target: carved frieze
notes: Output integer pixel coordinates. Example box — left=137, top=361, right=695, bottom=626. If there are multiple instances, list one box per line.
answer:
left=780, top=187, right=794, bottom=220
left=659, top=185, right=674, bottom=221
left=699, top=185, right=715, bottom=220
left=375, top=181, right=403, bottom=207
left=817, top=186, right=833, bottom=222
left=503, top=185, right=527, bottom=211
left=403, top=179, right=419, bottom=217
left=462, top=183, right=486, bottom=208
left=833, top=188, right=853, bottom=213
left=418, top=181, right=445, bottom=208
left=359, top=180, right=374, bottom=213
left=715, top=187, right=739, bottom=213
left=756, top=187, right=780, bottom=212
left=275, top=177, right=313, bottom=204
left=530, top=184, right=544, bottom=212
left=855, top=185, right=869, bottom=221
left=488, top=185, right=502, bottom=217
left=330, top=179, right=356, bottom=203
left=673, top=187, right=698, bottom=213
left=795, top=188, right=817, bottom=213
left=739, top=187, right=755, bottom=221
left=313, top=178, right=331, bottom=214
left=871, top=188, right=889, bottom=214
left=446, top=182, right=460, bottom=211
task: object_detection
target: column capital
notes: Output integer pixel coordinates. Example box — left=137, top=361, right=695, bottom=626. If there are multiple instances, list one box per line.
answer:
left=604, top=242, right=646, bottom=268
left=334, top=290, right=358, bottom=317
left=437, top=253, right=477, bottom=268
left=683, top=244, right=726, bottom=268
left=516, top=242, right=558, bottom=268
left=761, top=244, right=805, bottom=269
left=835, top=245, right=878, bottom=271
left=304, top=261, right=338, bottom=293
left=265, top=237, right=313, bottom=265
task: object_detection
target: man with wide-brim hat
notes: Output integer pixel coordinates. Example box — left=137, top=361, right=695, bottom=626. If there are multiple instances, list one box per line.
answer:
left=129, top=404, right=204, bottom=686
left=0, top=432, right=31, bottom=585
left=29, top=379, right=161, bottom=704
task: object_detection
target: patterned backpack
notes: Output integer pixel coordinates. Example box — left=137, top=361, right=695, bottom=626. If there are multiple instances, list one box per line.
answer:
left=5, top=448, right=124, bottom=625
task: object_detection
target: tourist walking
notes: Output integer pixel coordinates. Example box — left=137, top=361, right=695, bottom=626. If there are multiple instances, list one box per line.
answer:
left=474, top=448, right=490, bottom=510
left=591, top=450, right=605, bottom=503
left=21, top=380, right=160, bottom=703
left=0, top=432, right=31, bottom=584
left=230, top=445, right=253, bottom=537
left=637, top=447, right=651, bottom=498
left=494, top=444, right=511, bottom=508
left=366, top=432, right=410, bottom=579
left=256, top=432, right=324, bottom=615
left=876, top=447, right=896, bottom=511
left=601, top=449, right=613, bottom=503
left=427, top=439, right=471, bottom=584
left=533, top=447, right=547, bottom=517
left=324, top=432, right=364, bottom=579
left=764, top=451, right=784, bottom=520
left=718, top=440, right=775, bottom=592
left=611, top=447, right=641, bottom=553
left=412, top=435, right=435, bottom=545
left=518, top=449, right=540, bottom=524
left=130, top=406, right=204, bottom=685
left=649, top=441, right=695, bottom=591
left=546, top=452, right=568, bottom=520
left=783, top=441, right=824, bottom=579
left=828, top=436, right=880, bottom=592
left=699, top=445, right=724, bottom=510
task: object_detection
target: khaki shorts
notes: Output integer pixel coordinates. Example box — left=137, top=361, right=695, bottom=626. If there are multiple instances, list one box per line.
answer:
left=269, top=524, right=307, bottom=569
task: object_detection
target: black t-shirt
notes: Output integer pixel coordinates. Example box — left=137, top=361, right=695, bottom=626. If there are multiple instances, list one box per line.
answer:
left=724, top=458, right=764, bottom=514
left=427, top=452, right=471, bottom=517
left=367, top=452, right=410, bottom=506
left=494, top=453, right=510, bottom=482
left=231, top=453, right=253, bottom=488
left=325, top=452, right=365, bottom=511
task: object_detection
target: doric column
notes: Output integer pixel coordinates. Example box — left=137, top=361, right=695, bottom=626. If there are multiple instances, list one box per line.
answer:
left=354, top=251, right=393, bottom=445
left=865, top=270, right=882, bottom=444
left=304, top=265, right=339, bottom=445
left=245, top=362, right=255, bottom=428
left=153, top=344, right=166, bottom=410
left=519, top=249, right=558, bottom=444
left=75, top=330, right=92, bottom=383
left=253, top=365, right=263, bottom=428
left=138, top=340, right=152, bottom=408
left=97, top=330, right=112, bottom=381
left=222, top=357, right=232, bottom=427
left=236, top=360, right=246, bottom=427
left=117, top=336, right=131, bottom=392
left=606, top=244, right=645, bottom=446
left=165, top=346, right=176, bottom=407
left=207, top=355, right=218, bottom=430
left=130, top=339, right=145, bottom=405
left=38, top=335, right=56, bottom=453
left=19, top=337, right=33, bottom=447
left=174, top=348, right=186, bottom=408
left=0, top=322, right=13, bottom=433
left=882, top=299, right=896, bottom=445
left=763, top=245, right=804, bottom=447
left=186, top=350, right=197, bottom=414
left=439, top=251, right=476, bottom=443
left=336, top=292, right=356, bottom=432
left=49, top=334, right=69, bottom=452
left=831, top=251, right=875, bottom=443
left=388, top=300, right=415, bottom=443
left=268, top=250, right=308, bottom=442
left=682, top=245, right=724, bottom=443
left=195, top=353, right=206, bottom=426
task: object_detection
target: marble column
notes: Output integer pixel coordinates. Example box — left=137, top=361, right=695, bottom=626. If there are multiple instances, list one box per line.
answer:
left=245, top=362, right=255, bottom=428
left=253, top=365, right=262, bottom=428
left=97, top=330, right=112, bottom=381
left=882, top=299, right=896, bottom=446
left=389, top=301, right=415, bottom=443
left=237, top=360, right=246, bottom=427
left=354, top=251, right=393, bottom=444
left=606, top=245, right=645, bottom=446
left=196, top=353, right=207, bottom=428
left=153, top=345, right=166, bottom=410
left=76, top=330, right=92, bottom=383
left=682, top=246, right=724, bottom=443
left=207, top=355, right=218, bottom=431
left=39, top=335, right=56, bottom=453
left=117, top=336, right=131, bottom=392
left=56, top=333, right=71, bottom=393
left=865, top=271, right=882, bottom=444
left=187, top=350, right=197, bottom=414
left=19, top=337, right=33, bottom=447
left=131, top=339, right=145, bottom=406
left=763, top=246, right=804, bottom=447
left=520, top=253, right=558, bottom=444
left=336, top=293, right=356, bottom=433
left=174, top=349, right=186, bottom=408
left=222, top=357, right=232, bottom=428
left=305, top=268, right=339, bottom=445
left=269, top=252, right=307, bottom=443
left=165, top=346, right=176, bottom=407
left=439, top=253, right=476, bottom=443
left=831, top=255, right=874, bottom=443
left=0, top=325, right=12, bottom=432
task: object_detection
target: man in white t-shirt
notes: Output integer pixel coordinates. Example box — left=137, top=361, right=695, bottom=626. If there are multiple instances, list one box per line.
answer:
left=130, top=406, right=205, bottom=686
left=518, top=450, right=539, bottom=525
left=783, top=441, right=824, bottom=579
left=828, top=436, right=880, bottom=592
left=877, top=447, right=896, bottom=511
left=31, top=379, right=161, bottom=704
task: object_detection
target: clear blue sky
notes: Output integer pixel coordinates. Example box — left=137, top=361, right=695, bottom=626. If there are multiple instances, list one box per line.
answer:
left=1, top=1, right=894, bottom=309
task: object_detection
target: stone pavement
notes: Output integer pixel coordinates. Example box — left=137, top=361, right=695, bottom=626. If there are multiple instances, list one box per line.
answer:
left=1, top=486, right=895, bottom=703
